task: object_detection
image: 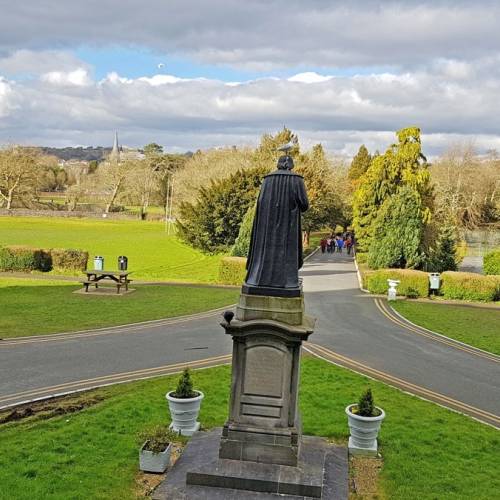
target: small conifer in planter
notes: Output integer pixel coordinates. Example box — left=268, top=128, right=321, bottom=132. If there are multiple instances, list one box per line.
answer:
left=355, top=388, right=382, bottom=417
left=166, top=368, right=204, bottom=436
left=346, top=388, right=385, bottom=455
left=172, top=368, right=197, bottom=398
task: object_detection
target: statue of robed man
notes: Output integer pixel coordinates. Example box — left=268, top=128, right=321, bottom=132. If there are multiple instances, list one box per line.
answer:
left=243, top=154, right=309, bottom=297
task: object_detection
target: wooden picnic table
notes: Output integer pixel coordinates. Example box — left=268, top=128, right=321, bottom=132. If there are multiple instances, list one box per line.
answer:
left=81, top=270, right=132, bottom=294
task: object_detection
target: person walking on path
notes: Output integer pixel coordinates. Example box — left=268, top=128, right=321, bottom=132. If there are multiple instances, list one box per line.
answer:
left=336, top=235, right=344, bottom=253
left=326, top=236, right=333, bottom=253
left=345, top=235, right=352, bottom=255
left=320, top=238, right=327, bottom=254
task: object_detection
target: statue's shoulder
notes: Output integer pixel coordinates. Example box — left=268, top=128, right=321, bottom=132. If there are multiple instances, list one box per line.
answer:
left=265, top=170, right=304, bottom=179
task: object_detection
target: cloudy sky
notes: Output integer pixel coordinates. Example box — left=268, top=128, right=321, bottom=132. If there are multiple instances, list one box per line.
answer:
left=1, top=0, right=499, bottom=156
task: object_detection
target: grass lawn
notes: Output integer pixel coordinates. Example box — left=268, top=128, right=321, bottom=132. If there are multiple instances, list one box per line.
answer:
left=0, top=357, right=497, bottom=500
left=0, top=277, right=238, bottom=338
left=391, top=301, right=500, bottom=355
left=0, top=216, right=223, bottom=282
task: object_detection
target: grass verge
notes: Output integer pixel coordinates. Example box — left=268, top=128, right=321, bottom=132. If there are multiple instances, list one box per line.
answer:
left=0, top=357, right=497, bottom=500
left=391, top=301, right=500, bottom=355
left=0, top=216, right=224, bottom=282
left=0, top=277, right=238, bottom=338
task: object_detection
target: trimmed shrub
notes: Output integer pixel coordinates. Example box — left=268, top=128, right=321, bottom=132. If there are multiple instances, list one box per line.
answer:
left=355, top=253, right=368, bottom=264
left=483, top=249, right=500, bottom=275
left=218, top=256, right=247, bottom=285
left=366, top=269, right=429, bottom=297
left=441, top=271, right=500, bottom=302
left=0, top=246, right=51, bottom=272
left=51, top=248, right=89, bottom=272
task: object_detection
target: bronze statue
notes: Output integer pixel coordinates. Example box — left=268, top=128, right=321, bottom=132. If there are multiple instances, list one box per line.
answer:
left=243, top=153, right=309, bottom=297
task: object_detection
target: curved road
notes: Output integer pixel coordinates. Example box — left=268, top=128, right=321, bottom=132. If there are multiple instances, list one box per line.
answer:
left=1, top=251, right=499, bottom=427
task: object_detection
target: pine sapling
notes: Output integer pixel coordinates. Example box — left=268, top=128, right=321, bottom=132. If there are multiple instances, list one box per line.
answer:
left=173, top=368, right=197, bottom=399
left=357, top=388, right=376, bottom=417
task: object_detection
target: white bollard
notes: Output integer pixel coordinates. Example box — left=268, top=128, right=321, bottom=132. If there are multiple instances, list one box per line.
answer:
left=387, top=279, right=400, bottom=301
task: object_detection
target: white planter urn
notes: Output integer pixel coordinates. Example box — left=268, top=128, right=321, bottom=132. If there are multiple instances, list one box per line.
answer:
left=166, top=390, right=204, bottom=436
left=345, top=404, right=385, bottom=456
left=387, top=279, right=400, bottom=301
left=139, top=441, right=172, bottom=473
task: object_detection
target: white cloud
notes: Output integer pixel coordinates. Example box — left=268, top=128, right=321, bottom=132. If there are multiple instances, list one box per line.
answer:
left=1, top=56, right=500, bottom=156
left=288, top=73, right=333, bottom=84
left=0, top=77, right=15, bottom=118
left=40, top=68, right=91, bottom=86
left=0, top=49, right=89, bottom=76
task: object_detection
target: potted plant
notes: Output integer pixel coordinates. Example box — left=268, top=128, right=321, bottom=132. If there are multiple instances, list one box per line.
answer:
left=345, top=388, right=385, bottom=456
left=166, top=368, right=204, bottom=436
left=138, top=424, right=178, bottom=473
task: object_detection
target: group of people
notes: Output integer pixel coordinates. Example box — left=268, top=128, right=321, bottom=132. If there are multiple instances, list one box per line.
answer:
left=320, top=232, right=355, bottom=255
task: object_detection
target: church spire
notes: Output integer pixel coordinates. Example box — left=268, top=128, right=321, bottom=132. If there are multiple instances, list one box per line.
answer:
left=110, top=131, right=120, bottom=162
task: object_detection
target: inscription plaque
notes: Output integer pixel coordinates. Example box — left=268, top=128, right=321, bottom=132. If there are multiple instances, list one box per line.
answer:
left=243, top=345, right=284, bottom=398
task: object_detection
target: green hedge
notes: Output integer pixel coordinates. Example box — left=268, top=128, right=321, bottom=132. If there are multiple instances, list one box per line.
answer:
left=218, top=257, right=246, bottom=285
left=355, top=253, right=368, bottom=264
left=0, top=246, right=51, bottom=272
left=366, top=269, right=429, bottom=298
left=483, top=249, right=500, bottom=275
left=51, top=248, right=88, bottom=272
left=441, top=271, right=500, bottom=301
left=0, top=246, right=88, bottom=273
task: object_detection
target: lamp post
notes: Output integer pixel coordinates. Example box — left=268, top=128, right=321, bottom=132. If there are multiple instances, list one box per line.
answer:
left=164, top=174, right=174, bottom=235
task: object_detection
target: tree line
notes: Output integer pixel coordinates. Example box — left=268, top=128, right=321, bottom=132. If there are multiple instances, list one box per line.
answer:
left=351, top=127, right=500, bottom=271
left=1, top=127, right=498, bottom=269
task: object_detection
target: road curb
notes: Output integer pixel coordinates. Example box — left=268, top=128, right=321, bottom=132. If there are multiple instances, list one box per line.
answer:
left=353, top=257, right=369, bottom=293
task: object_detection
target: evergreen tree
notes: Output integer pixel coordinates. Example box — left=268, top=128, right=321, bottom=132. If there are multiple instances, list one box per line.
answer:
left=348, top=144, right=371, bottom=180
left=176, top=165, right=267, bottom=253
left=231, top=203, right=256, bottom=257
left=367, top=186, right=424, bottom=269
left=428, top=225, right=458, bottom=272
left=352, top=127, right=433, bottom=254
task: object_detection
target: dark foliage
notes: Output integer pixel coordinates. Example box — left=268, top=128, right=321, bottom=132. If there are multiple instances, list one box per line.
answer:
left=172, top=368, right=197, bottom=399
left=357, top=388, right=376, bottom=417
left=176, top=166, right=268, bottom=253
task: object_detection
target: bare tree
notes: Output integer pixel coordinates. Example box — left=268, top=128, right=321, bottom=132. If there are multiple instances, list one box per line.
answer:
left=173, top=147, right=254, bottom=213
left=98, top=158, right=138, bottom=213
left=431, top=144, right=500, bottom=229
left=0, top=146, right=40, bottom=209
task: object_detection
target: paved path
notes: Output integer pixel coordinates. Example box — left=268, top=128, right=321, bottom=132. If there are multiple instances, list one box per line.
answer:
left=302, top=251, right=500, bottom=427
left=1, top=252, right=499, bottom=427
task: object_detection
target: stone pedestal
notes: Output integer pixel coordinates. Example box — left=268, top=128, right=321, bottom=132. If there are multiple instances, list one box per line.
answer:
left=154, top=290, right=348, bottom=498
left=218, top=294, right=314, bottom=466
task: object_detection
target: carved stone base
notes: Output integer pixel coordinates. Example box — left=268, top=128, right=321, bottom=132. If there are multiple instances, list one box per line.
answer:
left=219, top=421, right=301, bottom=466
left=152, top=428, right=349, bottom=499
left=236, top=293, right=304, bottom=325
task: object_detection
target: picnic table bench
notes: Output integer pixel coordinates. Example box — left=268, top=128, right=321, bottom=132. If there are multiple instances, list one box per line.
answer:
left=81, top=270, right=132, bottom=294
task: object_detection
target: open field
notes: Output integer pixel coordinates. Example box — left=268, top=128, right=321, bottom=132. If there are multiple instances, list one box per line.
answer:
left=0, top=216, right=223, bottom=282
left=0, top=357, right=497, bottom=500
left=391, top=301, right=500, bottom=355
left=0, top=277, right=238, bottom=338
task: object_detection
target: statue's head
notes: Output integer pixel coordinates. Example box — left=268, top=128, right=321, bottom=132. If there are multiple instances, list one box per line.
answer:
left=277, top=155, right=294, bottom=170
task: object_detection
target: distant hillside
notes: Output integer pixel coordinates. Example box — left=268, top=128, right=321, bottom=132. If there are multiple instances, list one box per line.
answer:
left=40, top=147, right=112, bottom=161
